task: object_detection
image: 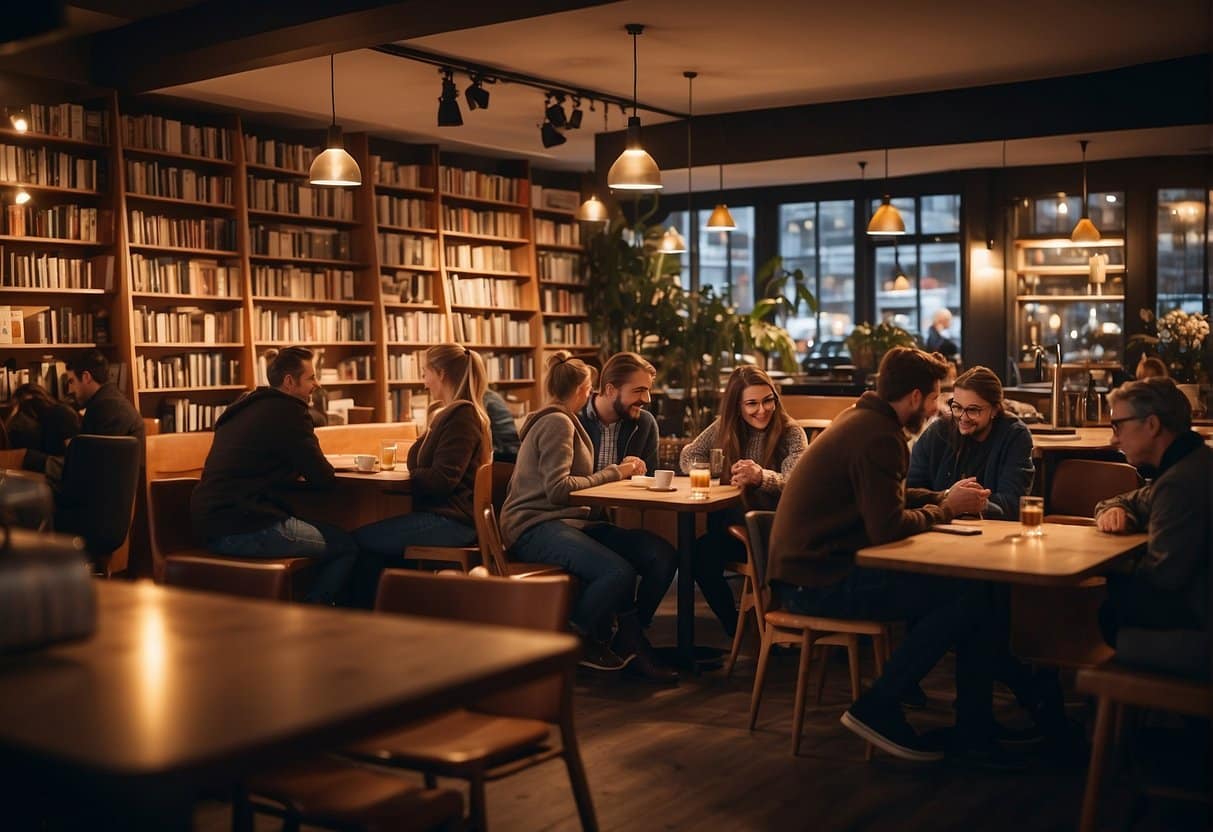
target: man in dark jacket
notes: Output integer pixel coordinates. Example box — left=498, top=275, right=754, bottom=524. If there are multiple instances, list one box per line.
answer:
left=769, top=348, right=1005, bottom=764
left=65, top=350, right=145, bottom=462
left=191, top=347, right=357, bottom=605
left=578, top=352, right=660, bottom=475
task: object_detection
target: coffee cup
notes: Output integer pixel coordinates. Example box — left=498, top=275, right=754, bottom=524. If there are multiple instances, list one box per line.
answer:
left=354, top=454, right=376, bottom=472
left=653, top=469, right=674, bottom=489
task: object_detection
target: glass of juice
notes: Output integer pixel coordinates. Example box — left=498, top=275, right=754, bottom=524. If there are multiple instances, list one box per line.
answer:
left=379, top=440, right=397, bottom=471
left=690, top=462, right=711, bottom=500
left=1019, top=496, right=1044, bottom=537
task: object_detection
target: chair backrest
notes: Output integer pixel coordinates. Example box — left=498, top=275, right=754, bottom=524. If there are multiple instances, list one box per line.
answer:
left=1048, top=459, right=1141, bottom=519
left=148, top=477, right=201, bottom=579
left=315, top=422, right=418, bottom=454
left=744, top=510, right=778, bottom=591
left=145, top=431, right=214, bottom=480
left=375, top=570, right=572, bottom=721
left=56, top=434, right=141, bottom=560
left=473, top=462, right=515, bottom=575
left=477, top=505, right=511, bottom=577
left=727, top=523, right=767, bottom=625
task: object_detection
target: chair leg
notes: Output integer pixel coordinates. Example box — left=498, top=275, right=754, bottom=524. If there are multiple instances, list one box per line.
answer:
left=846, top=634, right=862, bottom=702
left=791, top=628, right=814, bottom=756
left=1079, top=695, right=1116, bottom=832
left=749, top=621, right=776, bottom=731
left=468, top=769, right=489, bottom=832
left=813, top=645, right=830, bottom=705
left=560, top=717, right=600, bottom=832
left=724, top=594, right=749, bottom=678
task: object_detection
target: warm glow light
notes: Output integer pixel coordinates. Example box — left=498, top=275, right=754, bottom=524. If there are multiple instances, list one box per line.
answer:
left=575, top=194, right=610, bottom=223
left=1105, top=194, right=1117, bottom=203
left=704, top=203, right=737, bottom=230
left=608, top=146, right=662, bottom=192
left=1056, top=201, right=1069, bottom=215
left=658, top=226, right=686, bottom=254
left=9, top=110, right=28, bottom=133
left=14, top=189, right=30, bottom=205
left=135, top=585, right=170, bottom=753
left=867, top=197, right=906, bottom=235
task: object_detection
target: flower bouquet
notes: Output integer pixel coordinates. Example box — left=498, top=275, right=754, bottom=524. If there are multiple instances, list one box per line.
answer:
left=1129, top=308, right=1209, bottom=384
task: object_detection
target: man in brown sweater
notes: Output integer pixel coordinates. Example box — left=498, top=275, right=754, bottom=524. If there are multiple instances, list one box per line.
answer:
left=769, top=347, right=1002, bottom=764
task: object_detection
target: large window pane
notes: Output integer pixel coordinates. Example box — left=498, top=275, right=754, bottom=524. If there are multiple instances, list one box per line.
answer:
left=1025, top=191, right=1124, bottom=236
left=875, top=244, right=919, bottom=333
left=920, top=241, right=962, bottom=350
left=666, top=206, right=755, bottom=312
left=921, top=195, right=960, bottom=234
left=779, top=200, right=854, bottom=355
left=1157, top=188, right=1207, bottom=316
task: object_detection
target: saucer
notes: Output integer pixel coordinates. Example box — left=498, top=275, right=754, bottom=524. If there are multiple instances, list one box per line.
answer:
left=647, top=485, right=678, bottom=492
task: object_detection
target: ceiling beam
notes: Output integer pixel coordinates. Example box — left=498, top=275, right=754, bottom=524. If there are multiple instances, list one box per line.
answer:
left=595, top=55, right=1212, bottom=177
left=87, top=0, right=618, bottom=92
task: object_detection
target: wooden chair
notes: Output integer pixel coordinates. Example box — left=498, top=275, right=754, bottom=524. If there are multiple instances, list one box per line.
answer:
left=473, top=461, right=564, bottom=579
left=744, top=510, right=891, bottom=756
left=53, top=434, right=141, bottom=577
left=1045, top=458, right=1141, bottom=525
left=344, top=571, right=598, bottom=832
left=1075, top=661, right=1212, bottom=832
left=722, top=523, right=766, bottom=677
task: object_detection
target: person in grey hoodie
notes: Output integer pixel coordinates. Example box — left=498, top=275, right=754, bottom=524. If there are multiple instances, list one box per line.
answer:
left=500, top=351, right=678, bottom=681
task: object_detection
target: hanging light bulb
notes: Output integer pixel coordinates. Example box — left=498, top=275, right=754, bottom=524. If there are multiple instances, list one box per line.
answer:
left=659, top=226, right=686, bottom=254
left=607, top=24, right=662, bottom=192
left=309, top=54, right=362, bottom=187
left=867, top=148, right=905, bottom=235
left=705, top=164, right=736, bottom=230
left=1070, top=139, right=1101, bottom=243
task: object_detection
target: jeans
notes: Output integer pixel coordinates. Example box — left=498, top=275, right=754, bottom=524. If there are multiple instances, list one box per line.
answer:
left=513, top=520, right=678, bottom=634
left=693, top=509, right=748, bottom=634
left=209, top=516, right=358, bottom=605
left=351, top=512, right=477, bottom=607
left=777, top=567, right=999, bottom=744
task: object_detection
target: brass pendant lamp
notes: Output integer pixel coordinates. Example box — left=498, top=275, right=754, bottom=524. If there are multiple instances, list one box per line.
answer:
left=309, top=54, right=362, bottom=188
left=576, top=105, right=611, bottom=223
left=607, top=24, right=662, bottom=192
left=1070, top=139, right=1101, bottom=243
left=866, top=148, right=905, bottom=235
left=659, top=226, right=686, bottom=254
left=705, top=164, right=736, bottom=230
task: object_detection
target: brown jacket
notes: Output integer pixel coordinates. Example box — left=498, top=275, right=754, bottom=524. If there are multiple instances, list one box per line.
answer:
left=407, top=400, right=487, bottom=526
left=767, top=391, right=952, bottom=588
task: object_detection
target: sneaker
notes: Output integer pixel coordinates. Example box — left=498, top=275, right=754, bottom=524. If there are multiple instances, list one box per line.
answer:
left=900, top=681, right=928, bottom=710
left=840, top=697, right=944, bottom=762
left=578, top=637, right=631, bottom=672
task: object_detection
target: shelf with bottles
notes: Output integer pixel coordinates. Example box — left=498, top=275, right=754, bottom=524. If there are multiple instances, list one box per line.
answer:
left=1015, top=299, right=1125, bottom=365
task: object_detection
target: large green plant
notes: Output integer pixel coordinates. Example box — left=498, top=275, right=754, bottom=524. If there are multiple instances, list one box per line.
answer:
left=746, top=256, right=818, bottom=372
left=844, top=320, right=917, bottom=371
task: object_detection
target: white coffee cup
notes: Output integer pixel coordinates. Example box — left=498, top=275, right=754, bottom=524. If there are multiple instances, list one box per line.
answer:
left=354, top=454, right=376, bottom=472
left=653, top=469, right=674, bottom=489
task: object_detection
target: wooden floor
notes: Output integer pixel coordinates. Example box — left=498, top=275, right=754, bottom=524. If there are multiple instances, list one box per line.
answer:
left=196, top=587, right=1209, bottom=832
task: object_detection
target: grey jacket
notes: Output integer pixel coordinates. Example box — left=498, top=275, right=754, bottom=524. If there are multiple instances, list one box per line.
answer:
left=499, top=404, right=623, bottom=548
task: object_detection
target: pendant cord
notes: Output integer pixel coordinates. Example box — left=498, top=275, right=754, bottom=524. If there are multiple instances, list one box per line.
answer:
left=330, top=54, right=337, bottom=127
left=632, top=33, right=638, bottom=118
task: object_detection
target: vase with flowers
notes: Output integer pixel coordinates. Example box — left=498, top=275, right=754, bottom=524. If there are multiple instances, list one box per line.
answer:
left=1128, top=307, right=1210, bottom=412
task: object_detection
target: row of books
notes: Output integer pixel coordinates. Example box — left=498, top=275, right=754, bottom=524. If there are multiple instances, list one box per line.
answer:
left=370, top=158, right=431, bottom=190
left=138, top=352, right=240, bottom=390
left=388, top=387, right=431, bottom=422
left=533, top=218, right=580, bottom=246
left=380, top=270, right=434, bottom=304
left=451, top=312, right=531, bottom=346
left=379, top=233, right=435, bottom=268
left=543, top=320, right=591, bottom=345
left=252, top=225, right=352, bottom=261
left=252, top=265, right=358, bottom=301
left=156, top=397, right=230, bottom=433
left=441, top=207, right=523, bottom=239
left=1, top=251, right=113, bottom=290
left=122, top=115, right=231, bottom=160
left=375, top=195, right=432, bottom=229
left=244, top=135, right=314, bottom=172
left=254, top=308, right=372, bottom=343
left=3, top=204, right=102, bottom=241
left=0, top=145, right=102, bottom=191
left=128, top=211, right=236, bottom=251
left=0, top=304, right=97, bottom=345
left=11, top=104, right=108, bottom=144
left=482, top=352, right=534, bottom=382
left=247, top=177, right=355, bottom=220
left=445, top=275, right=525, bottom=307
left=531, top=186, right=580, bottom=212
left=125, top=161, right=232, bottom=204
left=132, top=305, right=243, bottom=345
left=444, top=244, right=515, bottom=272
left=325, top=355, right=374, bottom=382
left=387, top=352, right=424, bottom=383
left=385, top=310, right=445, bottom=343
left=130, top=254, right=239, bottom=297
left=439, top=167, right=522, bottom=203
left=541, top=287, right=587, bottom=314
left=537, top=251, right=584, bottom=283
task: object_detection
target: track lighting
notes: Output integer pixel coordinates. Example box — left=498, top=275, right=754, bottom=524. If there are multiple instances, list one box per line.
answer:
left=437, top=69, right=463, bottom=127
left=308, top=54, right=361, bottom=188
left=465, top=74, right=490, bottom=111
left=540, top=120, right=567, bottom=148
left=545, top=93, right=568, bottom=128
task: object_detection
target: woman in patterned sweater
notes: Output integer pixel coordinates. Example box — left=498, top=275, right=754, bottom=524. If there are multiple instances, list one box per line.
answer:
left=680, top=366, right=807, bottom=635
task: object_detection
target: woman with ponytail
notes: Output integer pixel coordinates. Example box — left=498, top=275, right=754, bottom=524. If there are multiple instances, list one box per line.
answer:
left=353, top=343, right=492, bottom=605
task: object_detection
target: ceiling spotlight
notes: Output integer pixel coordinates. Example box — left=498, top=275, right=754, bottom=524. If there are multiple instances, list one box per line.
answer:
left=14, top=189, right=31, bottom=205
left=540, top=120, right=567, bottom=148
left=567, top=97, right=584, bottom=130
left=437, top=69, right=463, bottom=127
left=8, top=107, right=29, bottom=133
left=465, top=74, right=490, bottom=111
left=545, top=93, right=568, bottom=129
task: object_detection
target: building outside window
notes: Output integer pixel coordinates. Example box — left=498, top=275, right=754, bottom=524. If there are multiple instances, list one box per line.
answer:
left=1156, top=188, right=1209, bottom=317
left=778, top=200, right=855, bottom=354
left=665, top=207, right=755, bottom=313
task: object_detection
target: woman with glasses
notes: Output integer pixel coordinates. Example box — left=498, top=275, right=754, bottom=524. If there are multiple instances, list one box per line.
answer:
left=679, top=366, right=807, bottom=636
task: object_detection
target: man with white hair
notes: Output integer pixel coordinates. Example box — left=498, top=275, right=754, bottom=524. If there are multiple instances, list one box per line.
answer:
left=925, top=308, right=958, bottom=359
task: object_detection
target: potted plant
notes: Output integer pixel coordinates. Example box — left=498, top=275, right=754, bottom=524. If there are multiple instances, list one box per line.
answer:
left=745, top=256, right=818, bottom=373
left=844, top=321, right=916, bottom=379
left=1128, top=307, right=1210, bottom=411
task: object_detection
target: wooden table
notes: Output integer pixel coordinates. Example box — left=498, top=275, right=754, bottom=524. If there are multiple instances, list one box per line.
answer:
left=287, top=467, right=412, bottom=530
left=1029, top=427, right=1115, bottom=458
left=569, top=479, right=741, bottom=669
left=0, top=580, right=576, bottom=829
left=855, top=519, right=1147, bottom=586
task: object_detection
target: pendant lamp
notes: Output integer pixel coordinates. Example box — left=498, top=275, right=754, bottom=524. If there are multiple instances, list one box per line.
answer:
left=577, top=107, right=611, bottom=224
left=309, top=54, right=362, bottom=188
left=659, top=226, right=686, bottom=254
left=706, top=163, right=736, bottom=230
left=867, top=148, right=905, bottom=235
left=607, top=24, right=662, bottom=192
left=1070, top=140, right=1100, bottom=243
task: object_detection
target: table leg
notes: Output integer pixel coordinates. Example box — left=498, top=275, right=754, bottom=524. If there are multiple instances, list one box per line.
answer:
left=677, top=512, right=696, bottom=670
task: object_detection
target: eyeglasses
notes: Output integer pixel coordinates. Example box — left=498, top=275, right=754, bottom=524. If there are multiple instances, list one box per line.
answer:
left=742, top=395, right=779, bottom=414
left=947, top=399, right=988, bottom=419
left=1110, top=415, right=1146, bottom=435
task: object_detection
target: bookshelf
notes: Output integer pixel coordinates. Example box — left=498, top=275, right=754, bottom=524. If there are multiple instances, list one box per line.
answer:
left=0, top=93, right=126, bottom=404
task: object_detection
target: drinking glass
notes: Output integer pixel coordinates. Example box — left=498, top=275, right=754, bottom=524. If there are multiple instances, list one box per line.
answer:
left=690, top=462, right=711, bottom=500
left=1019, top=496, right=1044, bottom=537
left=709, top=448, right=724, bottom=481
left=379, top=440, right=397, bottom=471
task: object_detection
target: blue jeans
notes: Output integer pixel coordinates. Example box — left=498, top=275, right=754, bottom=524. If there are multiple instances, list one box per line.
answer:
left=209, top=517, right=358, bottom=605
left=513, top=520, right=677, bottom=634
left=352, top=512, right=477, bottom=607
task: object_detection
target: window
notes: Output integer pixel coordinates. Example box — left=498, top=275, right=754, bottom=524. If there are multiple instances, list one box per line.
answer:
left=1156, top=188, right=1208, bottom=316
left=778, top=200, right=855, bottom=349
left=665, top=207, right=756, bottom=312
left=870, top=195, right=962, bottom=354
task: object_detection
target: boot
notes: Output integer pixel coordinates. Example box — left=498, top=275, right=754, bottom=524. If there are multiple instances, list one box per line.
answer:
left=613, top=610, right=679, bottom=683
